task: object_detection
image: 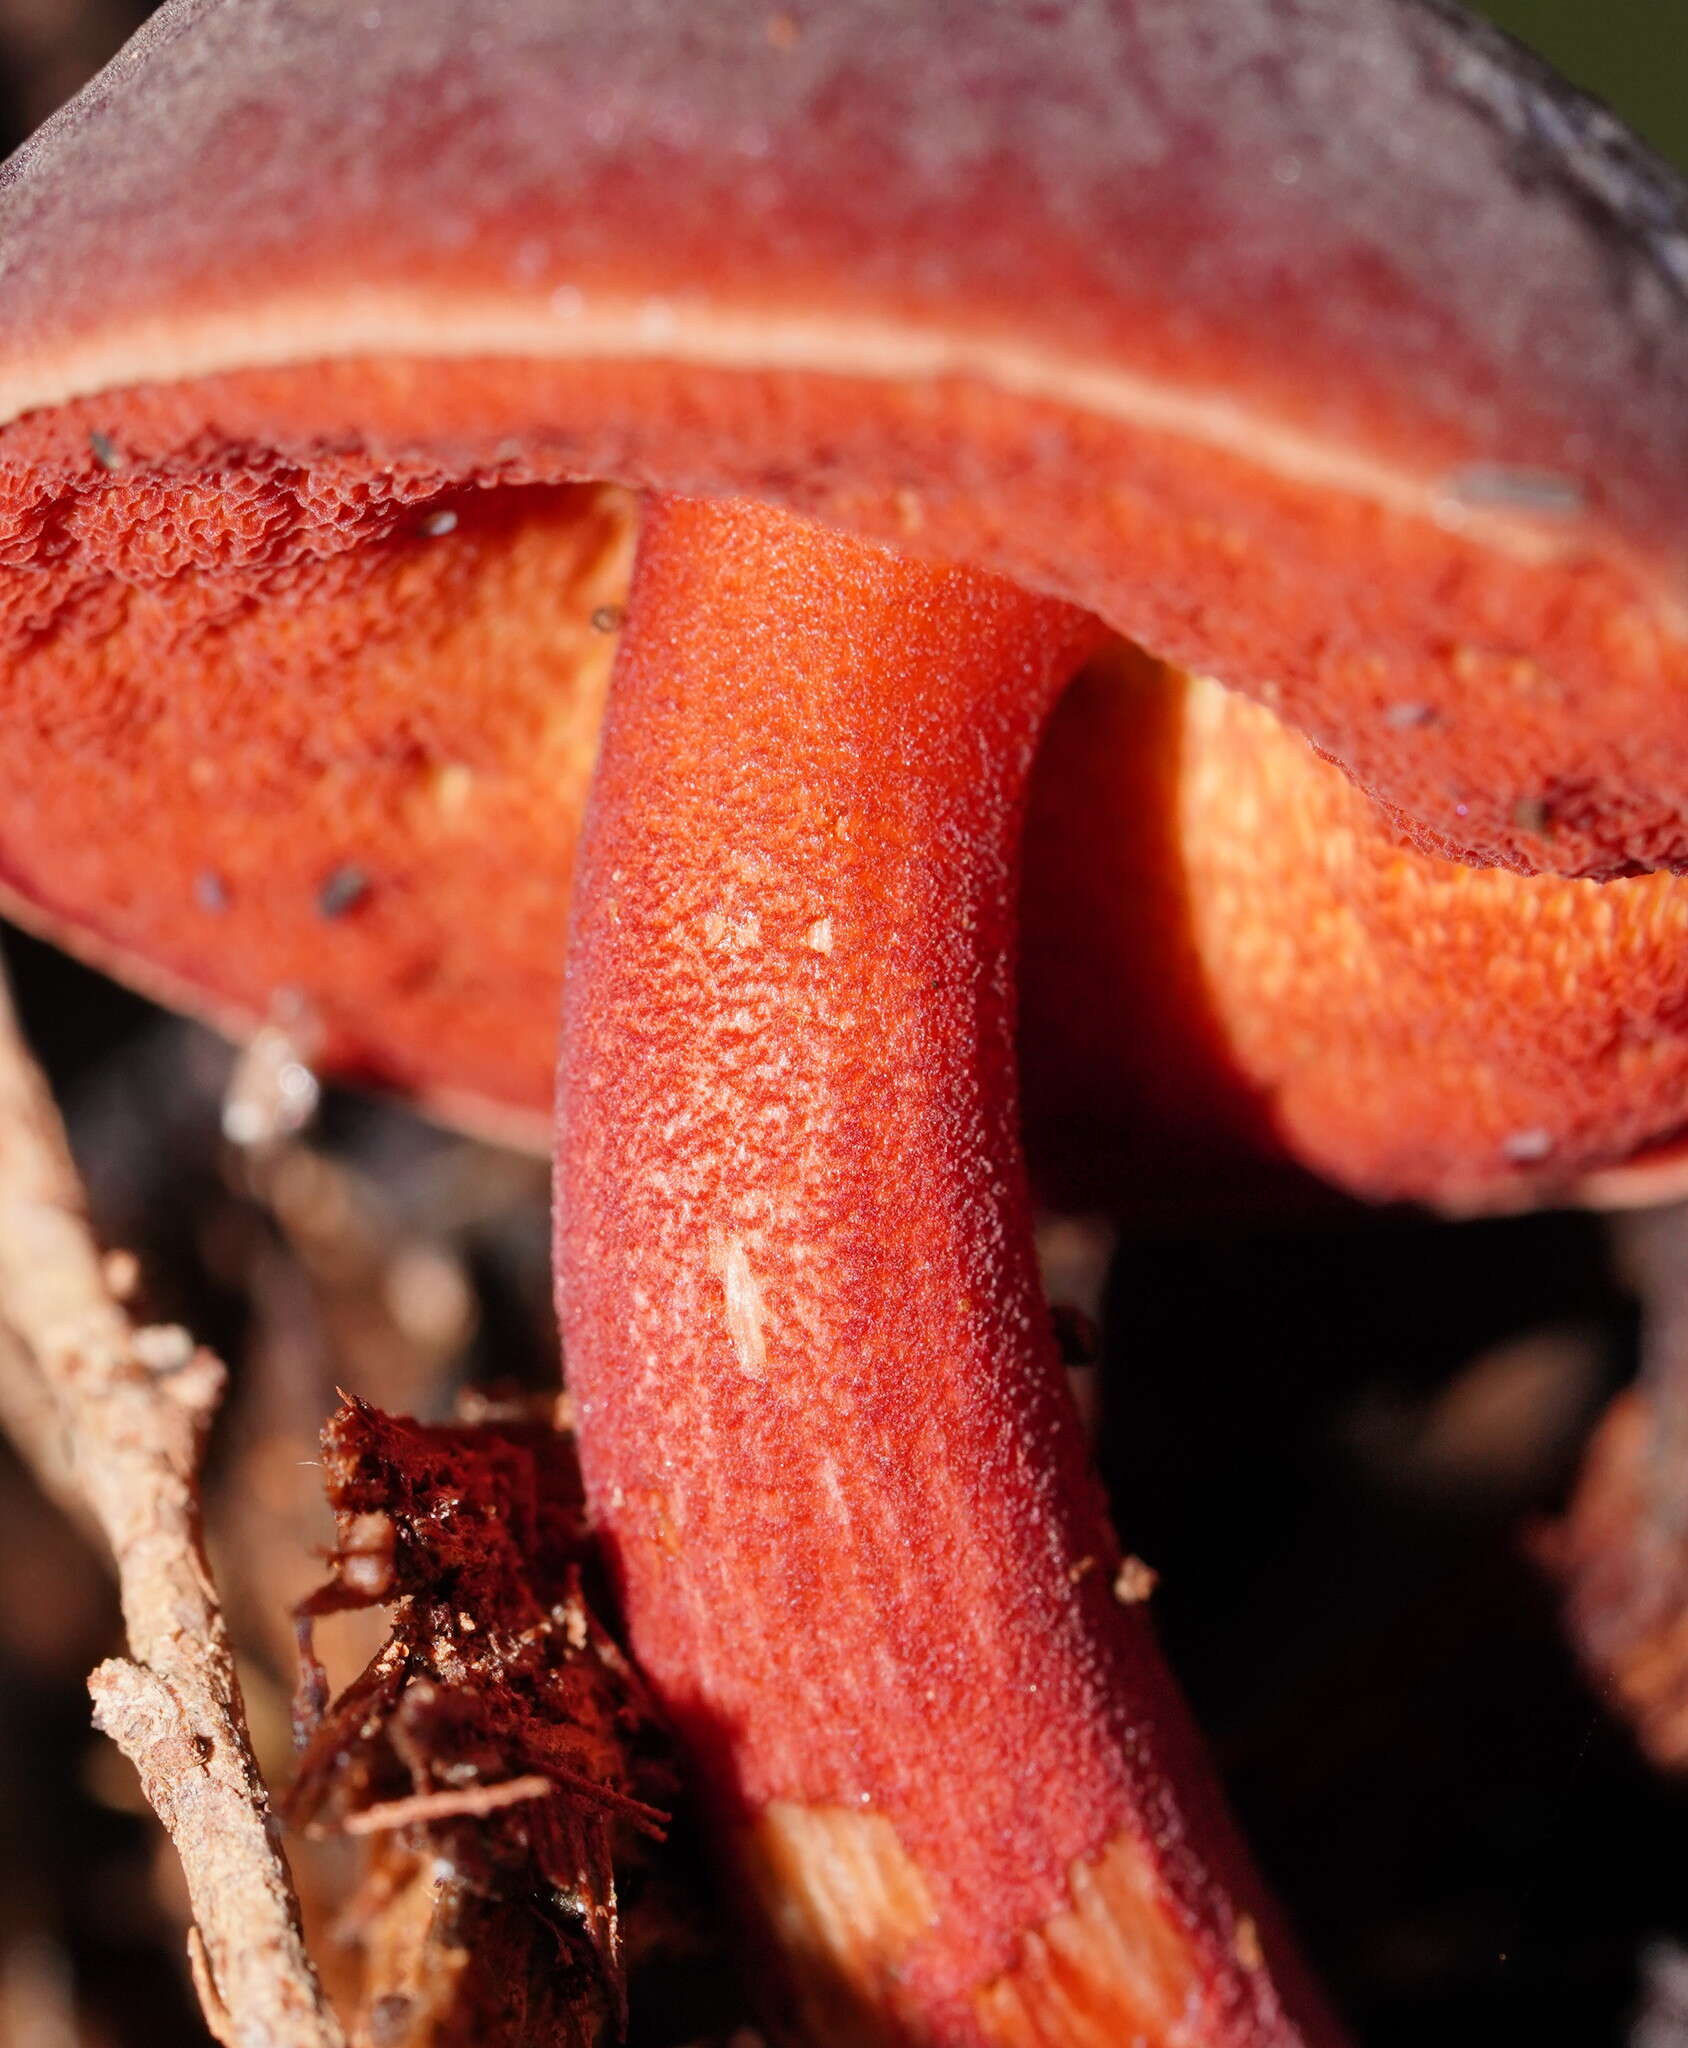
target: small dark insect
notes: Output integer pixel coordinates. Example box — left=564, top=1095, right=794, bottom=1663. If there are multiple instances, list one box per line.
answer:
left=591, top=604, right=625, bottom=633
left=89, top=429, right=125, bottom=470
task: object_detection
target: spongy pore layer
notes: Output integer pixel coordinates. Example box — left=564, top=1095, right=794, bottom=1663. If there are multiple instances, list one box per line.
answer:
left=0, top=419, right=633, bottom=1136
left=4, top=353, right=1688, bottom=1212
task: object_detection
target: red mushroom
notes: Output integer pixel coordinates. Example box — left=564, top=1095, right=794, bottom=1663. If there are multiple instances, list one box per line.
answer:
left=1, top=1, right=1687, bottom=2041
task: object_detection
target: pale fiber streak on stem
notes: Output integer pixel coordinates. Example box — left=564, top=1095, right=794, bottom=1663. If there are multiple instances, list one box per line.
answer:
left=0, top=964, right=344, bottom=2048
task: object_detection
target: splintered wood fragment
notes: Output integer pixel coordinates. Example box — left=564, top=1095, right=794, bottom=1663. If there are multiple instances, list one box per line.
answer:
left=289, top=1395, right=680, bottom=2043
left=0, top=962, right=344, bottom=2048
left=337, top=1773, right=557, bottom=1835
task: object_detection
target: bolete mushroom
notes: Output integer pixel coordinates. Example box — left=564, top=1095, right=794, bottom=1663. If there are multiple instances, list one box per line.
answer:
left=1, top=0, right=1686, bottom=2042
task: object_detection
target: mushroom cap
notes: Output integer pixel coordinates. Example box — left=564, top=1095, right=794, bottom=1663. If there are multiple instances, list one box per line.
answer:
left=1, top=0, right=1686, bottom=1194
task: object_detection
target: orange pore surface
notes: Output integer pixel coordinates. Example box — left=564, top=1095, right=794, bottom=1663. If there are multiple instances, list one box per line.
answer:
left=3, top=364, right=1688, bottom=1208
left=0, top=440, right=630, bottom=1133
left=1021, top=656, right=1688, bottom=1215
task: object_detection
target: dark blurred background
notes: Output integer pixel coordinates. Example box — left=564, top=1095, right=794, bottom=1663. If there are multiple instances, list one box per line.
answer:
left=0, top=4, right=1685, bottom=2046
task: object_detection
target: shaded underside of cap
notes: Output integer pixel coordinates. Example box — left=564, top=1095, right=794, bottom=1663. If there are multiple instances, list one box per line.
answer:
left=3, top=356, right=1688, bottom=1216
left=1023, top=654, right=1688, bottom=1217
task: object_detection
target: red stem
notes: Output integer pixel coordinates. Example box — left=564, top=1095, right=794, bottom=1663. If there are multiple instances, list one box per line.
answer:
left=555, top=495, right=1341, bottom=2045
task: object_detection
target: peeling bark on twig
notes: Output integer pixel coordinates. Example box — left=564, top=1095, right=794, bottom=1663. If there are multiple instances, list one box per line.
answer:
left=0, top=1318, right=90, bottom=1535
left=0, top=961, right=343, bottom=2048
